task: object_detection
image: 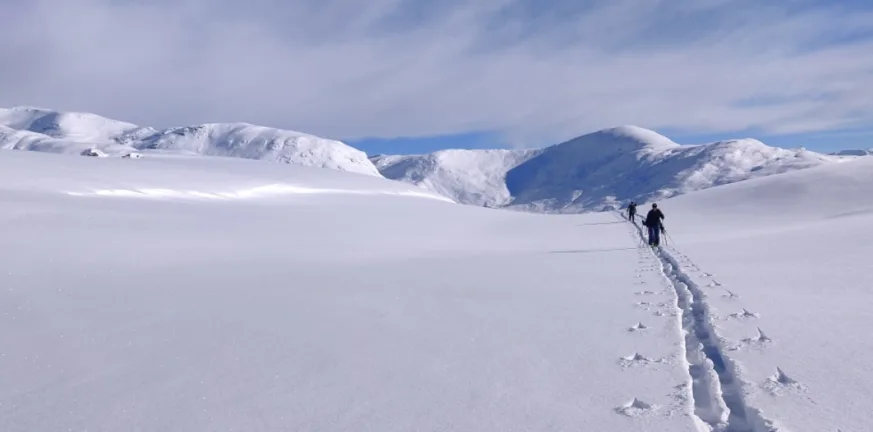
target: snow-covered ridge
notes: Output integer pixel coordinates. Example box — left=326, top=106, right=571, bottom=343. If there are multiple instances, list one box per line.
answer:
left=376, top=125, right=836, bottom=212
left=0, top=125, right=137, bottom=157
left=0, top=106, right=147, bottom=142
left=1, top=106, right=839, bottom=212
left=135, top=123, right=380, bottom=176
left=829, top=148, right=873, bottom=156
left=0, top=106, right=380, bottom=177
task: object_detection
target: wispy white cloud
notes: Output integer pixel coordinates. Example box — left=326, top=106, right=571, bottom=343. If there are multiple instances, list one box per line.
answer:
left=1, top=0, right=872, bottom=147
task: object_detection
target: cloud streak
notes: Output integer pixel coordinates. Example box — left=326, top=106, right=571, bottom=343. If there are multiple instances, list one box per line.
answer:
left=2, top=0, right=872, bottom=147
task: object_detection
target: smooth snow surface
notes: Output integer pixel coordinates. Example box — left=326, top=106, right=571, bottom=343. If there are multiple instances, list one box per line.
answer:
left=1, top=150, right=697, bottom=432
left=378, top=126, right=836, bottom=212
left=0, top=106, right=380, bottom=176
left=2, top=142, right=869, bottom=432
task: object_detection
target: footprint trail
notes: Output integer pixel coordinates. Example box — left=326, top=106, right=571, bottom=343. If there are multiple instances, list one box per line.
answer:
left=621, top=212, right=780, bottom=432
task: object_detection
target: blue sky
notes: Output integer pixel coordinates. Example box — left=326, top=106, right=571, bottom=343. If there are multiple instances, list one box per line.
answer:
left=350, top=127, right=873, bottom=155
left=2, top=0, right=873, bottom=154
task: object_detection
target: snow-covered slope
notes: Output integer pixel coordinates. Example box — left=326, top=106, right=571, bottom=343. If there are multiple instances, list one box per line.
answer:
left=0, top=149, right=697, bottom=432
left=0, top=106, right=151, bottom=142
left=638, top=156, right=873, bottom=431
left=136, top=123, right=380, bottom=176
left=371, top=149, right=539, bottom=207
left=509, top=127, right=833, bottom=213
left=0, top=106, right=381, bottom=176
left=504, top=126, right=681, bottom=212
left=3, top=148, right=870, bottom=431
left=377, top=126, right=835, bottom=212
left=0, top=125, right=140, bottom=157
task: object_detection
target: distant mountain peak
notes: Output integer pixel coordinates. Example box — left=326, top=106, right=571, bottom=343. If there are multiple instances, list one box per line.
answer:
left=0, top=107, right=381, bottom=177
left=136, top=122, right=380, bottom=176
left=0, top=106, right=144, bottom=142
left=597, top=125, right=672, bottom=142
left=556, top=125, right=679, bottom=157
left=829, top=149, right=873, bottom=156
left=0, top=106, right=841, bottom=213
left=376, top=126, right=835, bottom=213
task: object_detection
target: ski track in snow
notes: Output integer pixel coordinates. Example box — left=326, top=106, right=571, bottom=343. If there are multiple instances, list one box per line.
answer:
left=618, top=212, right=781, bottom=432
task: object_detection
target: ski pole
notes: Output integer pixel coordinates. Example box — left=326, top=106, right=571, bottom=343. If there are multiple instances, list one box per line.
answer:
left=664, top=230, right=676, bottom=247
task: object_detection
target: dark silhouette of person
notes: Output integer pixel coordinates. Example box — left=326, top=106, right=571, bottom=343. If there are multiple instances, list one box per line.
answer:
left=643, top=203, right=665, bottom=246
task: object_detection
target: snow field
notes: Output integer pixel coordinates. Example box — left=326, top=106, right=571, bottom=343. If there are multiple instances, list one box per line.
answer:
left=2, top=150, right=871, bottom=431
left=2, top=150, right=697, bottom=431
left=644, top=156, right=873, bottom=431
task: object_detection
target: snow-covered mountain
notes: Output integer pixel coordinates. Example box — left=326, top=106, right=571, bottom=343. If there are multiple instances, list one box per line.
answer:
left=0, top=107, right=381, bottom=176
left=2, top=106, right=839, bottom=212
left=376, top=126, right=836, bottom=212
left=0, top=106, right=150, bottom=142
left=0, top=125, right=138, bottom=157
left=371, top=149, right=540, bottom=207
left=829, top=148, right=873, bottom=156
left=134, top=123, right=380, bottom=176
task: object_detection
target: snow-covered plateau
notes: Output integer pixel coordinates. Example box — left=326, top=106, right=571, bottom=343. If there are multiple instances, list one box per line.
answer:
left=2, top=146, right=871, bottom=431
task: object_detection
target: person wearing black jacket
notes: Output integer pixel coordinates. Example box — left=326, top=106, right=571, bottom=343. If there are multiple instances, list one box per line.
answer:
left=627, top=201, right=637, bottom=222
left=643, top=203, right=665, bottom=246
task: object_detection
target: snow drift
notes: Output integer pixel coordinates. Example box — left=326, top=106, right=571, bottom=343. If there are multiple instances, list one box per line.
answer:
left=0, top=106, right=381, bottom=176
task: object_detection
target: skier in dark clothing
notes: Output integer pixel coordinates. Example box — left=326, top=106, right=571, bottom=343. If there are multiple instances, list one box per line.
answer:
left=627, top=202, right=637, bottom=222
left=643, top=203, right=665, bottom=246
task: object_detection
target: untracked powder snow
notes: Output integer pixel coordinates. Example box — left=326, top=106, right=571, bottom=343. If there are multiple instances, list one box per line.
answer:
left=2, top=143, right=871, bottom=431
